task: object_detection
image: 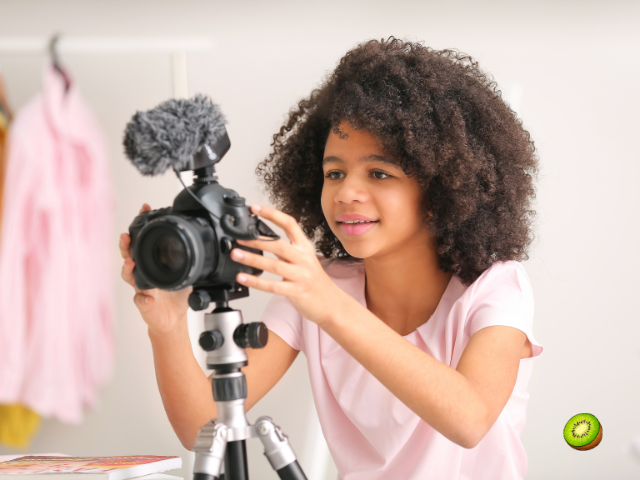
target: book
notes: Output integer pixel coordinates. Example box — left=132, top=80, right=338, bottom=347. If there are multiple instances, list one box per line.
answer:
left=0, top=456, right=182, bottom=480
left=127, top=476, right=182, bottom=480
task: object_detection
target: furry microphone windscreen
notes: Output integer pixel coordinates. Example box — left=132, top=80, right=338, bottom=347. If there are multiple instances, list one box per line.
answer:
left=123, top=94, right=227, bottom=176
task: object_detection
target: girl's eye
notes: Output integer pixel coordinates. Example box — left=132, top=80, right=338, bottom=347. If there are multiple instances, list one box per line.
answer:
left=324, top=171, right=344, bottom=180
left=323, top=170, right=392, bottom=180
left=372, top=170, right=391, bottom=180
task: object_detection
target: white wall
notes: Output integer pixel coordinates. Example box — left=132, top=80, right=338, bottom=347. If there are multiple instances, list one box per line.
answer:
left=0, top=1, right=639, bottom=479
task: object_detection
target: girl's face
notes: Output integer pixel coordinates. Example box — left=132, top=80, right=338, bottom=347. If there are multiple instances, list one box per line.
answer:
left=321, top=121, right=431, bottom=260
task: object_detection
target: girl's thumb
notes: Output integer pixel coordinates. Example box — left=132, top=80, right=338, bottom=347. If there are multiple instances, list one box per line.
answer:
left=134, top=293, right=154, bottom=312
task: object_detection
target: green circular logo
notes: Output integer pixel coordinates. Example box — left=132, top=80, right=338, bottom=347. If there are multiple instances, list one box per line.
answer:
left=563, top=413, right=603, bottom=450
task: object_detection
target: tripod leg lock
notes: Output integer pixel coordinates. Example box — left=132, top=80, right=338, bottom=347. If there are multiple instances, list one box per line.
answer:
left=193, top=419, right=228, bottom=478
left=255, top=416, right=301, bottom=472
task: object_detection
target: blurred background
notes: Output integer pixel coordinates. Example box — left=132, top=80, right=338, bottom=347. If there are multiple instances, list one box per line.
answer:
left=0, top=0, right=639, bottom=479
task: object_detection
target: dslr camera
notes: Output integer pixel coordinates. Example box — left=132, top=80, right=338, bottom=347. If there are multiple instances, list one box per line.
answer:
left=124, top=95, right=278, bottom=310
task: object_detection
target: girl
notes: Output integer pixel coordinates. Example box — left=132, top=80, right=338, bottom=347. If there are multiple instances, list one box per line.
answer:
left=119, top=37, right=544, bottom=479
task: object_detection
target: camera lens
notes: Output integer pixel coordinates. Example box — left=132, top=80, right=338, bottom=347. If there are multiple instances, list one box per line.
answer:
left=133, top=215, right=216, bottom=290
left=155, top=235, right=187, bottom=272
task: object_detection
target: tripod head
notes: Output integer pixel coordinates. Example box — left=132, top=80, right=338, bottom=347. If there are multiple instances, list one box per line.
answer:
left=189, top=283, right=250, bottom=311
left=196, top=285, right=268, bottom=373
left=192, top=287, right=307, bottom=480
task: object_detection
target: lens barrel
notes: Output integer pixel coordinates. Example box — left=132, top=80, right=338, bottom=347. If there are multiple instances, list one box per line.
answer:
left=133, top=215, right=216, bottom=290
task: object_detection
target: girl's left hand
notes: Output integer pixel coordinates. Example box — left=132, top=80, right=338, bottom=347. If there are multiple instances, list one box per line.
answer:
left=231, top=204, right=346, bottom=327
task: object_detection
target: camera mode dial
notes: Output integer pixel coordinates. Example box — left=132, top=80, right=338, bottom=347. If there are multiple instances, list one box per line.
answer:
left=223, top=195, right=245, bottom=207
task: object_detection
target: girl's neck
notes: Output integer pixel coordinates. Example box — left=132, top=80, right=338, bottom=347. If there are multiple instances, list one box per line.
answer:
left=363, top=241, right=452, bottom=337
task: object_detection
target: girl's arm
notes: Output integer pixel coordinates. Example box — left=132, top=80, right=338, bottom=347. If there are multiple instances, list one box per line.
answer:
left=149, top=321, right=300, bottom=450
left=230, top=204, right=527, bottom=449
left=148, top=319, right=216, bottom=450
left=321, top=297, right=527, bottom=448
left=120, top=209, right=299, bottom=450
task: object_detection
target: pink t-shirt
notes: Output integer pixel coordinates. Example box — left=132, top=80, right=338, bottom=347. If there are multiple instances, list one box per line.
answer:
left=259, top=257, right=544, bottom=480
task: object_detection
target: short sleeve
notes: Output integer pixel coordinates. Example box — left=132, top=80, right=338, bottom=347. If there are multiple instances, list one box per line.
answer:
left=259, top=293, right=304, bottom=353
left=464, top=261, right=543, bottom=358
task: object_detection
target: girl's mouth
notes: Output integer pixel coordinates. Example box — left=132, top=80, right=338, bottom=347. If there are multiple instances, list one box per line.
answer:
left=338, top=220, right=379, bottom=236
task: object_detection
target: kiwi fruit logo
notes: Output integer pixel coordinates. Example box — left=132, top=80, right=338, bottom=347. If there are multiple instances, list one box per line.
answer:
left=563, top=413, right=603, bottom=450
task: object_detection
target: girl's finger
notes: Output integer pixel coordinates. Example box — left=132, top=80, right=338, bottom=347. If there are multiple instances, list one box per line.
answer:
left=250, top=205, right=310, bottom=249
left=119, top=233, right=132, bottom=260
left=236, top=237, right=305, bottom=264
left=139, top=203, right=151, bottom=214
left=231, top=248, right=299, bottom=280
left=236, top=273, right=291, bottom=296
left=121, top=260, right=136, bottom=288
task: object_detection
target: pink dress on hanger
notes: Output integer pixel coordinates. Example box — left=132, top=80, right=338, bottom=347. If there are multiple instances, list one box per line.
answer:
left=0, top=63, right=114, bottom=423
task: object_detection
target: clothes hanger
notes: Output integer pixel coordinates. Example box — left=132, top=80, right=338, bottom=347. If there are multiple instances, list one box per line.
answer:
left=0, top=72, right=10, bottom=125
left=48, top=33, right=71, bottom=93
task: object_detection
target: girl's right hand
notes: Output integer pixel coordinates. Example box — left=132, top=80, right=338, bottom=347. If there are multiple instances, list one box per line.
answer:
left=120, top=203, right=193, bottom=335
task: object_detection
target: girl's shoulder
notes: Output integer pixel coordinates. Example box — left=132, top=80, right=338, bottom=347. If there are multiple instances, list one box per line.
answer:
left=476, top=259, right=527, bottom=277
left=466, top=259, right=533, bottom=302
left=479, top=260, right=530, bottom=284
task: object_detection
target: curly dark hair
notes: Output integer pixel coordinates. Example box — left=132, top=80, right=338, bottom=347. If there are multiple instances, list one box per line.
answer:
left=255, top=37, right=538, bottom=285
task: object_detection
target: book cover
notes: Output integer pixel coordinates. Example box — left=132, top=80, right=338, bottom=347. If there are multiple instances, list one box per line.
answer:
left=0, top=456, right=182, bottom=480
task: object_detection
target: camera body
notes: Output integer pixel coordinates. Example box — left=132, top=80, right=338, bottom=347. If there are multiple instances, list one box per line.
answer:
left=124, top=95, right=279, bottom=309
left=129, top=179, right=269, bottom=307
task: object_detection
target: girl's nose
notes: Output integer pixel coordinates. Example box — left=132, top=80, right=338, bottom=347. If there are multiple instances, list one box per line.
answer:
left=334, top=176, right=369, bottom=204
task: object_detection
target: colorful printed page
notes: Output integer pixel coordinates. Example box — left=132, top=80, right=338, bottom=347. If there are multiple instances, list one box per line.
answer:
left=0, top=456, right=67, bottom=464
left=0, top=456, right=182, bottom=480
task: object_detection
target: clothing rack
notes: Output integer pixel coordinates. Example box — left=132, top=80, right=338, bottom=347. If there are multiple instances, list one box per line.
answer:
left=0, top=34, right=218, bottom=471
left=0, top=35, right=214, bottom=196
left=0, top=36, right=216, bottom=98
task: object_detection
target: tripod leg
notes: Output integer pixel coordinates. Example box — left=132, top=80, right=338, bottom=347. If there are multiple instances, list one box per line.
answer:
left=222, top=440, right=249, bottom=480
left=193, top=420, right=228, bottom=480
left=255, top=417, right=308, bottom=480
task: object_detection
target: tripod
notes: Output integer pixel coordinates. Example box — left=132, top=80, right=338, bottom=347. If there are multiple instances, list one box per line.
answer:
left=189, top=285, right=308, bottom=480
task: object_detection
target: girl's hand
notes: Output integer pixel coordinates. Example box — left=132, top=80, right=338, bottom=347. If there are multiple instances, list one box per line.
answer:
left=231, top=205, right=347, bottom=327
left=119, top=203, right=193, bottom=335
